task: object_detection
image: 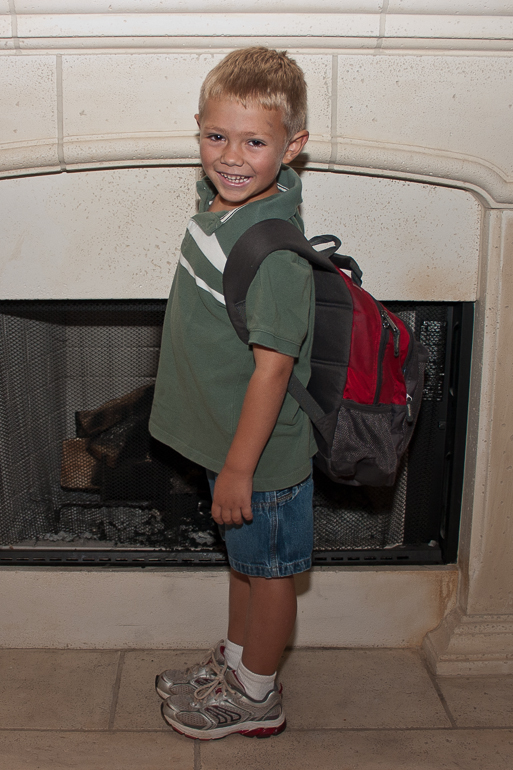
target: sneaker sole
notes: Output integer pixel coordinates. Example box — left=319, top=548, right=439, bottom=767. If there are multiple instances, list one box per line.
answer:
left=161, top=703, right=286, bottom=741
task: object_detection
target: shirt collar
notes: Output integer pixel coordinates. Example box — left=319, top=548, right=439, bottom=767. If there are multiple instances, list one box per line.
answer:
left=193, top=166, right=302, bottom=235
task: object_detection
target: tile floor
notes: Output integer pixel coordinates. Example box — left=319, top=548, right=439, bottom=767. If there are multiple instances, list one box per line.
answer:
left=1, top=646, right=512, bottom=769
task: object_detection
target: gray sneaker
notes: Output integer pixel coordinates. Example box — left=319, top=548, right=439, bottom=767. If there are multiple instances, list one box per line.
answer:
left=155, top=640, right=226, bottom=700
left=161, top=667, right=286, bottom=740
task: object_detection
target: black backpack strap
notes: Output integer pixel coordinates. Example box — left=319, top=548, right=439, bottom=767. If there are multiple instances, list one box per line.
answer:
left=287, top=373, right=326, bottom=424
left=331, top=254, right=363, bottom=286
left=223, top=219, right=357, bottom=428
left=224, top=219, right=347, bottom=344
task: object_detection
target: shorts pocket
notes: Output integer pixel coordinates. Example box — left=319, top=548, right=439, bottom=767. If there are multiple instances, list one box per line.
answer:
left=275, top=473, right=312, bottom=506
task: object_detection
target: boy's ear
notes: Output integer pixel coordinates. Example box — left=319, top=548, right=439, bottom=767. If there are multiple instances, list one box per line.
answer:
left=282, top=130, right=309, bottom=164
left=195, top=113, right=200, bottom=129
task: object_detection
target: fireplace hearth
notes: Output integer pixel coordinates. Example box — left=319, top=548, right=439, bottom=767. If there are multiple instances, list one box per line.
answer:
left=0, top=299, right=472, bottom=567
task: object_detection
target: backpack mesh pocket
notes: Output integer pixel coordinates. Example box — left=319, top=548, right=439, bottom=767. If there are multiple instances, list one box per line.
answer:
left=330, top=402, right=408, bottom=486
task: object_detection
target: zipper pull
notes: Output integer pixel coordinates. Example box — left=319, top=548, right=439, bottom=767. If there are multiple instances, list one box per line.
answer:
left=380, top=309, right=401, bottom=357
left=406, top=394, right=413, bottom=424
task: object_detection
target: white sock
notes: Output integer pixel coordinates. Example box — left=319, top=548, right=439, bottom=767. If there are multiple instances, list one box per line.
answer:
left=223, top=638, right=243, bottom=670
left=235, top=660, right=276, bottom=701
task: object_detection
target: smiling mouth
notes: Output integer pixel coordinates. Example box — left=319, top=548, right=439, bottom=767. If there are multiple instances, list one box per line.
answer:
left=217, top=171, right=251, bottom=185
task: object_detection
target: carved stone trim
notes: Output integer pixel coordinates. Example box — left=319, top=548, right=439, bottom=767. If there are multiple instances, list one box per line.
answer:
left=2, top=10, right=513, bottom=49
left=0, top=138, right=511, bottom=209
left=423, top=607, right=513, bottom=675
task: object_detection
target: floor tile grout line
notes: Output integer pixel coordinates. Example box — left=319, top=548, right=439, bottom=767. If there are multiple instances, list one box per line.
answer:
left=418, top=648, right=458, bottom=729
left=0, top=728, right=171, bottom=734
left=0, top=644, right=442, bottom=653
left=284, top=726, right=513, bottom=732
left=2, top=726, right=513, bottom=734
left=194, top=739, right=201, bottom=770
left=108, top=650, right=126, bottom=730
left=0, top=647, right=137, bottom=652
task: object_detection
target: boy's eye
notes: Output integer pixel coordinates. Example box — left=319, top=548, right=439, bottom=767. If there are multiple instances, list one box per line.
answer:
left=206, top=134, right=224, bottom=142
left=248, top=139, right=265, bottom=147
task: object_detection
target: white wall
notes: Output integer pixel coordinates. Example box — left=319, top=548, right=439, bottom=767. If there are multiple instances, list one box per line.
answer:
left=0, top=167, right=481, bottom=300
left=0, top=567, right=457, bottom=649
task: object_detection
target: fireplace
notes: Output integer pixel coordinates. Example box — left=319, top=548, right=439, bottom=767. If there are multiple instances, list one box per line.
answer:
left=0, top=297, right=472, bottom=568
left=1, top=1, right=512, bottom=668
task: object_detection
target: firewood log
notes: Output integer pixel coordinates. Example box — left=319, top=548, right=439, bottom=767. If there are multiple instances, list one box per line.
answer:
left=75, top=384, right=154, bottom=438
left=87, top=411, right=148, bottom=468
left=60, top=438, right=100, bottom=491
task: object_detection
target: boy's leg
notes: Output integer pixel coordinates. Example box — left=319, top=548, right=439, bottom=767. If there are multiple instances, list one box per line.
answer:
left=227, top=568, right=251, bottom=646
left=224, top=474, right=311, bottom=689
left=229, top=573, right=297, bottom=676
left=242, top=575, right=297, bottom=676
left=227, top=570, right=296, bottom=674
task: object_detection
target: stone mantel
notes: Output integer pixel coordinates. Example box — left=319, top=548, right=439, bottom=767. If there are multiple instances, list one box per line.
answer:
left=2, top=1, right=513, bottom=52
left=2, top=3, right=513, bottom=205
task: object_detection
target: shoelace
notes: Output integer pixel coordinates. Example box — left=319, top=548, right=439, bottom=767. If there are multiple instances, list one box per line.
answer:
left=194, top=661, right=237, bottom=703
left=183, top=643, right=222, bottom=679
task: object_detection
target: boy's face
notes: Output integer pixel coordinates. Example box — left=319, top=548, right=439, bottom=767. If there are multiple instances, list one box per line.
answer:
left=196, top=98, right=308, bottom=211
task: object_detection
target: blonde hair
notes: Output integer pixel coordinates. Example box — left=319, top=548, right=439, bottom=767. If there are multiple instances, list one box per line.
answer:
left=198, top=47, right=307, bottom=140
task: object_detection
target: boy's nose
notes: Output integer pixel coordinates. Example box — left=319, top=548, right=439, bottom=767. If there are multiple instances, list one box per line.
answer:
left=221, top=144, right=243, bottom=166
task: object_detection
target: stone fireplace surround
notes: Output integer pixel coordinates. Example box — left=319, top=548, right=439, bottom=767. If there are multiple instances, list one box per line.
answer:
left=0, top=1, right=512, bottom=675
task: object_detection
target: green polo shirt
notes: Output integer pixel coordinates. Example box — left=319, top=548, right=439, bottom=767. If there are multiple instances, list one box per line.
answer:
left=149, top=166, right=317, bottom=491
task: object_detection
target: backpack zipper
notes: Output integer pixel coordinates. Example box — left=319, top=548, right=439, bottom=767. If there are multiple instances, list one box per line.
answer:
left=373, top=303, right=401, bottom=404
left=406, top=394, right=414, bottom=424
left=373, top=304, right=389, bottom=404
left=379, top=306, right=400, bottom=357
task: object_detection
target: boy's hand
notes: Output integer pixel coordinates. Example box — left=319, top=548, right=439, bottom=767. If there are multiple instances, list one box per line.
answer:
left=211, top=466, right=253, bottom=526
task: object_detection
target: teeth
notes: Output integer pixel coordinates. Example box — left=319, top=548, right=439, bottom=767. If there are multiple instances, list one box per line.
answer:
left=219, top=172, right=249, bottom=183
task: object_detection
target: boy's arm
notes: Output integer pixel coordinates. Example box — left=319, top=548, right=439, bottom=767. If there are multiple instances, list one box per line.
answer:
left=211, top=343, right=294, bottom=526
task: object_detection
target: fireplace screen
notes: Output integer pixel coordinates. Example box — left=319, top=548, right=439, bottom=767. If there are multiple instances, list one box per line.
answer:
left=0, top=300, right=472, bottom=567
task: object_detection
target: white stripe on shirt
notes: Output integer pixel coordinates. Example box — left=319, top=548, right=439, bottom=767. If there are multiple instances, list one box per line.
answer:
left=187, top=220, right=226, bottom=273
left=179, top=253, right=226, bottom=305
left=220, top=203, right=248, bottom=224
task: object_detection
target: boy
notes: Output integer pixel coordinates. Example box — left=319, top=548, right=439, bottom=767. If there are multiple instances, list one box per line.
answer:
left=149, top=47, right=315, bottom=740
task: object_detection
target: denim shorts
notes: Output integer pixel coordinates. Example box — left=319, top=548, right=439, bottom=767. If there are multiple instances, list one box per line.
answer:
left=206, top=471, right=314, bottom=579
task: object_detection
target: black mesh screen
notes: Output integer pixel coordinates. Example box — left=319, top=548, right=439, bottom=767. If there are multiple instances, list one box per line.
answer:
left=0, top=300, right=468, bottom=565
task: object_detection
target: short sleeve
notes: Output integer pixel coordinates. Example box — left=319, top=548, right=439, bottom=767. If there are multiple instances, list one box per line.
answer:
left=245, top=250, right=313, bottom=358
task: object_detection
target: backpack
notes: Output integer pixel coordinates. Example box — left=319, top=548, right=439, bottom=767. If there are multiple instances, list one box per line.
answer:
left=223, top=219, right=429, bottom=487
